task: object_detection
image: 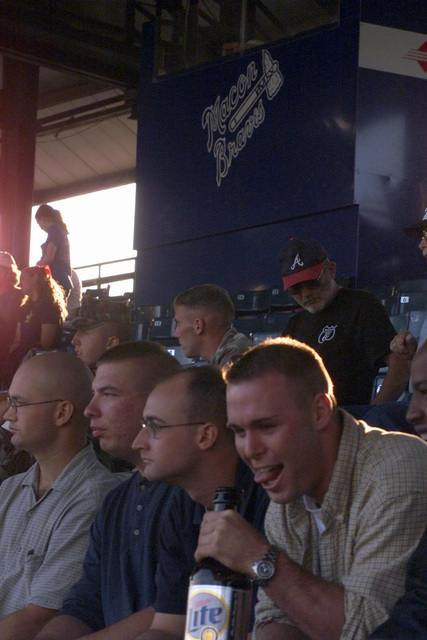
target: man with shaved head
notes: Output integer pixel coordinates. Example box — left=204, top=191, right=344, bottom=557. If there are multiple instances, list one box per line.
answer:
left=35, top=341, right=183, bottom=640
left=0, top=352, right=119, bottom=640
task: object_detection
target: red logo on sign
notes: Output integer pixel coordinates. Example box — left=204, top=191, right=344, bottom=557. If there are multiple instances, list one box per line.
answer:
left=403, top=41, right=427, bottom=72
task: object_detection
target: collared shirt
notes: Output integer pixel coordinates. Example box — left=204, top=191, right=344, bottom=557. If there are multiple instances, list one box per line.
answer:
left=210, top=327, right=254, bottom=367
left=254, top=410, right=427, bottom=639
left=369, top=527, right=427, bottom=639
left=0, top=444, right=120, bottom=615
left=60, top=473, right=179, bottom=631
left=154, top=459, right=269, bottom=619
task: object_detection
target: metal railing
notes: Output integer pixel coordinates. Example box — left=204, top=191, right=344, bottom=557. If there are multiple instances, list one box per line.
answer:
left=74, top=256, right=136, bottom=298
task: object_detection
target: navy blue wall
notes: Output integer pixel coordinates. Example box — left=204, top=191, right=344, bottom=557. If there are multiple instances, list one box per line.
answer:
left=355, top=68, right=427, bottom=286
left=134, top=0, right=426, bottom=307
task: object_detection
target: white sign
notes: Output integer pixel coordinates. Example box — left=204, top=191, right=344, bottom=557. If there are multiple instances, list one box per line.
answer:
left=359, top=22, right=427, bottom=80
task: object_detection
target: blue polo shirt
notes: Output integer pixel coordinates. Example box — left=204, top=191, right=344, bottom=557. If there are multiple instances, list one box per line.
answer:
left=60, top=472, right=180, bottom=631
left=154, top=459, right=269, bottom=615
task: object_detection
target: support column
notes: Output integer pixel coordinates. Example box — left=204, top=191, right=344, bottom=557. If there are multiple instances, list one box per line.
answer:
left=0, top=56, right=39, bottom=268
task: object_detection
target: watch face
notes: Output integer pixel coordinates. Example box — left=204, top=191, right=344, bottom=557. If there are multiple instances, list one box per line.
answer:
left=257, top=560, right=275, bottom=580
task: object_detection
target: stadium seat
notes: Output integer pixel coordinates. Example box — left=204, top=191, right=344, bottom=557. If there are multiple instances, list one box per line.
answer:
left=398, top=292, right=427, bottom=314
left=147, top=317, right=175, bottom=340
left=395, top=279, right=427, bottom=314
left=266, top=287, right=299, bottom=312
left=372, top=367, right=388, bottom=400
left=389, top=314, right=408, bottom=333
left=233, top=316, right=264, bottom=338
left=231, top=290, right=269, bottom=315
left=396, top=279, right=427, bottom=292
left=407, top=310, right=427, bottom=339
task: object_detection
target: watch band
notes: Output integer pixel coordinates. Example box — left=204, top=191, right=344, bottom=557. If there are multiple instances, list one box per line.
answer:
left=252, top=545, right=280, bottom=586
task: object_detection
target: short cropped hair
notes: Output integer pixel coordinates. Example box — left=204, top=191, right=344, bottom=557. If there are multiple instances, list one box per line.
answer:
left=180, top=366, right=227, bottom=427
left=97, top=340, right=182, bottom=393
left=174, top=284, right=235, bottom=327
left=225, top=337, right=335, bottom=406
left=102, top=321, right=133, bottom=344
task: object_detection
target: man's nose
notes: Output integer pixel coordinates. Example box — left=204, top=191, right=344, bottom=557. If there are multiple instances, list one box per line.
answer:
left=132, top=428, right=149, bottom=451
left=84, top=397, right=98, bottom=418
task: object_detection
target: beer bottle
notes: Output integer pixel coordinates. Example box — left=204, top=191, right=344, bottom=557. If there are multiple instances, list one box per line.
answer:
left=184, top=486, right=252, bottom=640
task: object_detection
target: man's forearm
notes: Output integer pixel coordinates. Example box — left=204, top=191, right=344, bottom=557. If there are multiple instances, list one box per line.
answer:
left=371, top=353, right=411, bottom=404
left=257, top=621, right=310, bottom=640
left=82, top=608, right=154, bottom=640
left=34, top=608, right=154, bottom=640
left=135, top=611, right=185, bottom=640
left=260, top=553, right=345, bottom=640
left=135, top=631, right=183, bottom=640
left=34, top=614, right=93, bottom=639
left=0, top=604, right=57, bottom=640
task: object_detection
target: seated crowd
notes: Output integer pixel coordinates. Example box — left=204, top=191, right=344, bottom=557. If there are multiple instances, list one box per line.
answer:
left=1, top=215, right=427, bottom=640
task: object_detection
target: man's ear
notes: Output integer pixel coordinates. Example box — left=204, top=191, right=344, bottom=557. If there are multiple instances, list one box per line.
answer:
left=312, top=393, right=333, bottom=432
left=106, top=335, right=120, bottom=350
left=197, top=422, right=219, bottom=450
left=327, top=261, right=337, bottom=279
left=194, top=317, right=204, bottom=335
left=54, top=400, right=75, bottom=427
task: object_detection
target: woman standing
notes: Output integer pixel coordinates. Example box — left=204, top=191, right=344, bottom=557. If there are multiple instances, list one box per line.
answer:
left=0, top=265, right=67, bottom=387
left=35, top=204, right=73, bottom=297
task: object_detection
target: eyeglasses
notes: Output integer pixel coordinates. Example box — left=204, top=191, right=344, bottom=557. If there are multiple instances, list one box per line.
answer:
left=421, top=230, right=427, bottom=240
left=140, top=418, right=205, bottom=439
left=7, top=397, right=64, bottom=413
left=287, top=262, right=328, bottom=296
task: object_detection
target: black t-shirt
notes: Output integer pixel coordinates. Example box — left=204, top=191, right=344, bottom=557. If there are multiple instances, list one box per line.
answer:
left=19, top=298, right=63, bottom=350
left=285, top=288, right=396, bottom=405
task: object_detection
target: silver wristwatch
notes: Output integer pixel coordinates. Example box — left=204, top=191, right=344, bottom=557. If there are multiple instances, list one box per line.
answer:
left=252, top=545, right=280, bottom=586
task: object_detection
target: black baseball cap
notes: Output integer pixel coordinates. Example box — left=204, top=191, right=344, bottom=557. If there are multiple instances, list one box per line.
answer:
left=279, top=238, right=328, bottom=291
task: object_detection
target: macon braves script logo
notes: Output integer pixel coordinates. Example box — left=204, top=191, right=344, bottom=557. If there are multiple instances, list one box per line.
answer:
left=318, top=325, right=337, bottom=344
left=201, top=49, right=283, bottom=186
left=291, top=253, right=304, bottom=270
left=186, top=590, right=228, bottom=639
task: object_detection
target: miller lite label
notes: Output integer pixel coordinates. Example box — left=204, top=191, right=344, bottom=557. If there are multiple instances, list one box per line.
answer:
left=185, top=584, right=251, bottom=640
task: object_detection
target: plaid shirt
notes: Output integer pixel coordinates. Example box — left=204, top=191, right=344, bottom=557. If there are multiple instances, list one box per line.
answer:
left=255, top=410, right=427, bottom=639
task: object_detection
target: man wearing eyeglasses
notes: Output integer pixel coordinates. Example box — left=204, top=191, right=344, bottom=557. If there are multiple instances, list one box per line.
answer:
left=280, top=237, right=409, bottom=408
left=131, top=365, right=269, bottom=640
left=0, top=351, right=119, bottom=640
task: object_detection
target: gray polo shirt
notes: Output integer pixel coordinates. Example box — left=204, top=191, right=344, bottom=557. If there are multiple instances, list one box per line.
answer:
left=0, top=443, right=120, bottom=615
